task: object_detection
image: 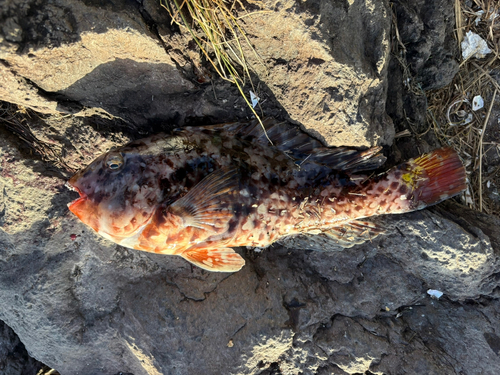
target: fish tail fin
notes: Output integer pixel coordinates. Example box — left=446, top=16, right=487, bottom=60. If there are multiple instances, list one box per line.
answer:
left=409, top=148, right=466, bottom=207
left=384, top=148, right=466, bottom=213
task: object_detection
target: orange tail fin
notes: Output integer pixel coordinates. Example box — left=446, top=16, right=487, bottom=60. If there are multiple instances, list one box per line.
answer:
left=402, top=148, right=466, bottom=209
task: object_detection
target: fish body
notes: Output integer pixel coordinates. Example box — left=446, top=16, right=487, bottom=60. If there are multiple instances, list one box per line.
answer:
left=68, top=118, right=466, bottom=272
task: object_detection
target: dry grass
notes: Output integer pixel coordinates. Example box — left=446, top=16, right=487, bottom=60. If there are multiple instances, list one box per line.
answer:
left=0, top=102, right=75, bottom=174
left=36, top=366, right=60, bottom=375
left=426, top=0, right=500, bottom=214
left=161, top=0, right=270, bottom=137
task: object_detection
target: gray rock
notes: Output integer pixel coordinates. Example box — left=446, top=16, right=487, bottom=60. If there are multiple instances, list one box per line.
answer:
left=0, top=0, right=394, bottom=147
left=0, top=319, right=44, bottom=375
left=392, top=0, right=459, bottom=91
left=1, top=123, right=500, bottom=374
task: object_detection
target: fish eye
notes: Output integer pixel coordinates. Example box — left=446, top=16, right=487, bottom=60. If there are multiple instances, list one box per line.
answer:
left=105, top=153, right=124, bottom=171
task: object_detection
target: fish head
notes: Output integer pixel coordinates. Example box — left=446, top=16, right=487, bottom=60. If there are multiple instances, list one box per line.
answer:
left=67, top=146, right=163, bottom=241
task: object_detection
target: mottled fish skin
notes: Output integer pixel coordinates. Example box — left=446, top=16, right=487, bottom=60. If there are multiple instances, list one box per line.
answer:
left=68, top=118, right=466, bottom=272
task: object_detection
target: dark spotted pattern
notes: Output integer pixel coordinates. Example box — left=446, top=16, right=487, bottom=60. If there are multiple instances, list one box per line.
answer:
left=68, top=118, right=466, bottom=272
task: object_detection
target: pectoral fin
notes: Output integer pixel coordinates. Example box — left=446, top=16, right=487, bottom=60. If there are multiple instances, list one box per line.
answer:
left=180, top=247, right=245, bottom=272
left=168, top=167, right=239, bottom=233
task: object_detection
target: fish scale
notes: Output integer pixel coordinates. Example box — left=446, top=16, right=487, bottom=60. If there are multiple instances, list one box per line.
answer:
left=67, top=118, right=466, bottom=272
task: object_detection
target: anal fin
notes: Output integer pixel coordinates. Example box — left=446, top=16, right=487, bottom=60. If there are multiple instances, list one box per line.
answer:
left=279, top=220, right=384, bottom=251
left=180, top=247, right=245, bottom=272
left=325, top=220, right=385, bottom=247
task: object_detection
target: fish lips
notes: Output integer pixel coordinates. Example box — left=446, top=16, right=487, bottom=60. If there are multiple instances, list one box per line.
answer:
left=66, top=181, right=89, bottom=219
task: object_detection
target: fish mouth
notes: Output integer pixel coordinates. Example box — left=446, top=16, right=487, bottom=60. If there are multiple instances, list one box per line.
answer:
left=66, top=181, right=88, bottom=209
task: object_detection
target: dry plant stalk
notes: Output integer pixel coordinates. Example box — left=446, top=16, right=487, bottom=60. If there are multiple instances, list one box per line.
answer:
left=0, top=102, right=75, bottom=174
left=161, top=0, right=270, bottom=138
left=427, top=0, right=500, bottom=215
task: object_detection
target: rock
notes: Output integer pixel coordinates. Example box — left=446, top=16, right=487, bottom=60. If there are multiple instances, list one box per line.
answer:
left=0, top=0, right=394, bottom=146
left=392, top=0, right=459, bottom=91
left=0, top=319, right=44, bottom=375
left=387, top=0, right=460, bottom=160
left=2, top=114, right=500, bottom=374
left=1, top=0, right=500, bottom=374
left=236, top=0, right=394, bottom=147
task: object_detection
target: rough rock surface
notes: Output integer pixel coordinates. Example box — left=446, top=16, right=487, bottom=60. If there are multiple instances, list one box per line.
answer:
left=392, top=0, right=459, bottom=91
left=0, top=319, right=44, bottom=375
left=0, top=0, right=393, bottom=147
left=1, top=0, right=500, bottom=374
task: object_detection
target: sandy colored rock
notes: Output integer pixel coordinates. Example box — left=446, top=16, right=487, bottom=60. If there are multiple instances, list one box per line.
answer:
left=241, top=0, right=393, bottom=147
left=0, top=0, right=395, bottom=146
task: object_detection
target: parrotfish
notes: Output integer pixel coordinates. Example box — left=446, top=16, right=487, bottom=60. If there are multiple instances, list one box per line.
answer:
left=67, top=118, right=466, bottom=272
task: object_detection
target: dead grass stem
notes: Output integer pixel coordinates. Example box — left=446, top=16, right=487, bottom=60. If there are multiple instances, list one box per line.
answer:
left=161, top=0, right=271, bottom=140
left=0, top=102, right=75, bottom=174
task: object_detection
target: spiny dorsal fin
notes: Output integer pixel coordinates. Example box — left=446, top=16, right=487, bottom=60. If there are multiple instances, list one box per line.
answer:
left=307, top=147, right=386, bottom=173
left=197, top=117, right=386, bottom=172
left=168, top=167, right=239, bottom=233
left=180, top=247, right=245, bottom=272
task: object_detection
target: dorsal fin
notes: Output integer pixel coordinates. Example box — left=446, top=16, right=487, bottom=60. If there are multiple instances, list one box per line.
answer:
left=220, top=117, right=325, bottom=152
left=306, top=147, right=386, bottom=173
left=196, top=118, right=386, bottom=172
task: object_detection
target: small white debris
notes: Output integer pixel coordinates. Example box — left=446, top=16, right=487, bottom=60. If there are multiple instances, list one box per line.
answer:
left=473, top=10, right=485, bottom=26
left=472, top=95, right=484, bottom=111
left=464, top=186, right=474, bottom=205
left=447, top=98, right=473, bottom=126
left=476, top=10, right=500, bottom=24
left=461, top=31, right=492, bottom=60
left=487, top=180, right=491, bottom=188
left=249, top=90, right=260, bottom=108
left=427, top=289, right=443, bottom=299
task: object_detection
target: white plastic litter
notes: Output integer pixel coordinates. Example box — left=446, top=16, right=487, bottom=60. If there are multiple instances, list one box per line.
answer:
left=461, top=31, right=492, bottom=60
left=472, top=95, right=484, bottom=111
left=249, top=91, right=260, bottom=108
left=427, top=289, right=443, bottom=299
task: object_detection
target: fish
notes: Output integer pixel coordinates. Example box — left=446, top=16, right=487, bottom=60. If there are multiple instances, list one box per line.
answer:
left=67, top=118, right=466, bottom=272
